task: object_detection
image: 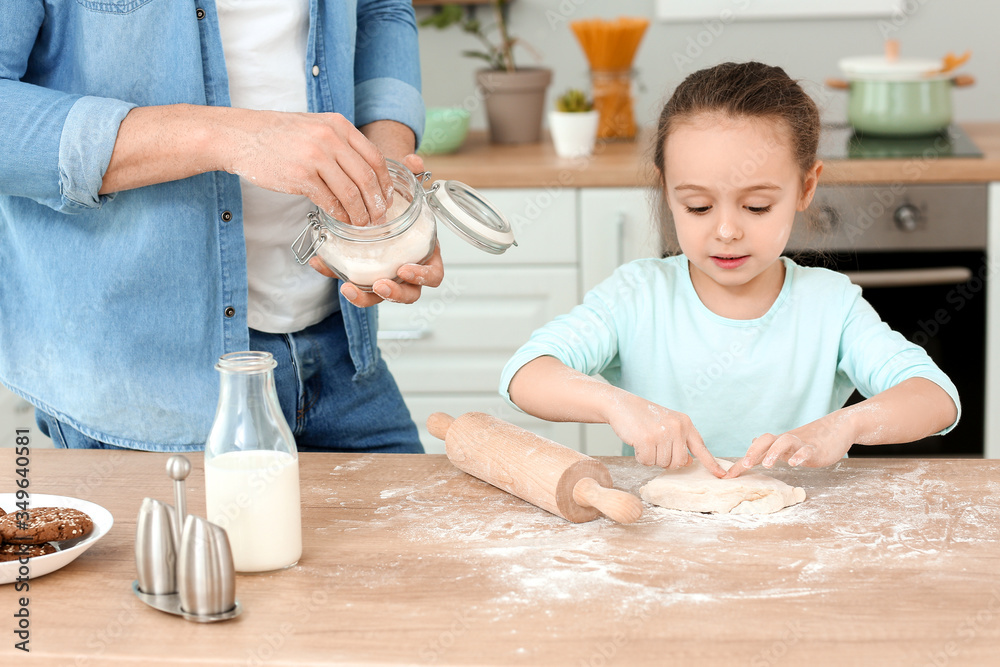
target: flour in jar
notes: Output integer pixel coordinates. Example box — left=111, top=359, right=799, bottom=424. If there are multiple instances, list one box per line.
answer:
left=384, top=192, right=412, bottom=220
left=314, top=192, right=436, bottom=289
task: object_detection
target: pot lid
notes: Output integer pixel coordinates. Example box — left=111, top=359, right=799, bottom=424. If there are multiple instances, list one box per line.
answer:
left=838, top=55, right=947, bottom=80
left=426, top=180, right=517, bottom=254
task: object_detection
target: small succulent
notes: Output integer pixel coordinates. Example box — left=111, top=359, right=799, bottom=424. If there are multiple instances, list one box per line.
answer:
left=555, top=88, right=593, bottom=113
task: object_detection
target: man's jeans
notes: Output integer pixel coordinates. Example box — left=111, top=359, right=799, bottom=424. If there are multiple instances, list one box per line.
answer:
left=38, top=310, right=423, bottom=453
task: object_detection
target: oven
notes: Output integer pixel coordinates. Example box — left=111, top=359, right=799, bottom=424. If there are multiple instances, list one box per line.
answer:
left=787, top=182, right=988, bottom=457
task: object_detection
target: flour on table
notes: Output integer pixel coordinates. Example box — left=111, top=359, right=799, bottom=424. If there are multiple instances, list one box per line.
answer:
left=640, top=458, right=805, bottom=515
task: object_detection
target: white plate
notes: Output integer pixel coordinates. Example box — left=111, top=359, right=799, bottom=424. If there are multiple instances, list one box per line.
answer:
left=0, top=493, right=114, bottom=584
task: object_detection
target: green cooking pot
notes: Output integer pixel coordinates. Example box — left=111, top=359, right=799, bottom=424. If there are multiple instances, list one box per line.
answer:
left=828, top=55, right=975, bottom=137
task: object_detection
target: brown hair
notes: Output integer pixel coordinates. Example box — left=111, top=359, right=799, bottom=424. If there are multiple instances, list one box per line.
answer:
left=650, top=61, right=820, bottom=255
left=653, top=61, right=819, bottom=179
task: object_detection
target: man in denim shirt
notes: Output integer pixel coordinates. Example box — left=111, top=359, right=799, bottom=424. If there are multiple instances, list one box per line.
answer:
left=0, top=1, right=441, bottom=452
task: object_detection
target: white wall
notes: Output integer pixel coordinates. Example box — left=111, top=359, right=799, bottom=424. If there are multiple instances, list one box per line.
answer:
left=416, top=0, right=998, bottom=132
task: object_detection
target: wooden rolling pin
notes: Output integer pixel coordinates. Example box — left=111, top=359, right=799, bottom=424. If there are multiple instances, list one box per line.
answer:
left=427, top=412, right=642, bottom=524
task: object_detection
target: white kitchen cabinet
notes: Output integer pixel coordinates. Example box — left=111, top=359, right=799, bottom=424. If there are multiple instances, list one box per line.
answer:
left=378, top=266, right=578, bottom=393
left=379, top=186, right=670, bottom=457
left=578, top=187, right=662, bottom=294
left=986, top=181, right=1000, bottom=459
left=435, top=187, right=578, bottom=266
left=577, top=188, right=662, bottom=455
left=401, top=394, right=582, bottom=454
left=379, top=188, right=582, bottom=452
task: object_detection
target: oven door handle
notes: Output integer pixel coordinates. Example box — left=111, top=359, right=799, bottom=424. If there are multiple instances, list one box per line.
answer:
left=842, top=267, right=973, bottom=289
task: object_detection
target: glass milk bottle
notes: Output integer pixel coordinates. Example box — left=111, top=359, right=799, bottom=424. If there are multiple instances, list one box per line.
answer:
left=204, top=351, right=302, bottom=572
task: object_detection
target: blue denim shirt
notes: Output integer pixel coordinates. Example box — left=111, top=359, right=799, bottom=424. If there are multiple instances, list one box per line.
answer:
left=0, top=0, right=425, bottom=450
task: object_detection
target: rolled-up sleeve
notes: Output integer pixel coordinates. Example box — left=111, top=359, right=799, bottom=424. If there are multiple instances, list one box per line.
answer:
left=57, top=96, right=136, bottom=211
left=0, top=83, right=134, bottom=213
left=353, top=0, right=425, bottom=142
left=0, top=0, right=135, bottom=214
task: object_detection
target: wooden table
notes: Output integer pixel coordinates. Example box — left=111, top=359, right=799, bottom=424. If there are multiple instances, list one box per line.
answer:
left=2, top=450, right=999, bottom=666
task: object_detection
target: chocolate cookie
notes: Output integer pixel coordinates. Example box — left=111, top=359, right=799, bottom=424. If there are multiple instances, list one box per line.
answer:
left=0, top=542, right=57, bottom=561
left=0, top=507, right=93, bottom=545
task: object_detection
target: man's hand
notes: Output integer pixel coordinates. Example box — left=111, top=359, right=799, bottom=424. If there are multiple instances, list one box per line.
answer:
left=310, top=242, right=444, bottom=307
left=308, top=152, right=443, bottom=306
left=225, top=110, right=395, bottom=226
left=102, top=106, right=397, bottom=228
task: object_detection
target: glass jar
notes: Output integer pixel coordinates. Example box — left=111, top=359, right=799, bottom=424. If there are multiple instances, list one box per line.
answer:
left=591, top=68, right=637, bottom=140
left=292, top=159, right=516, bottom=290
left=204, top=351, right=302, bottom=573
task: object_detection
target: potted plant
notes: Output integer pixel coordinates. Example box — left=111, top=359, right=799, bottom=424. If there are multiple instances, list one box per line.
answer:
left=548, top=88, right=599, bottom=158
left=420, top=0, right=552, bottom=144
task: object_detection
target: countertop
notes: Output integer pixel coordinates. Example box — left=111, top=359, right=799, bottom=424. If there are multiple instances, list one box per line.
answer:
left=422, top=122, right=1000, bottom=188
left=2, top=450, right=999, bottom=666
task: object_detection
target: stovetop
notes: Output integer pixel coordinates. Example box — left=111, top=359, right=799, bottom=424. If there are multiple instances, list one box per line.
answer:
left=818, top=124, right=983, bottom=160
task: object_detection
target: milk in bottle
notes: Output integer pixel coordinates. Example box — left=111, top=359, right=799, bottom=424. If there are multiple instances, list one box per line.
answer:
left=204, top=351, right=302, bottom=572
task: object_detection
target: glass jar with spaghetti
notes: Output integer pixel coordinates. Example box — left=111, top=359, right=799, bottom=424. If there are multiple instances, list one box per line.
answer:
left=590, top=68, right=637, bottom=140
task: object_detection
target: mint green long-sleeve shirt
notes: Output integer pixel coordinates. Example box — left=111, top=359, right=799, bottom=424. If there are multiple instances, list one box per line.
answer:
left=500, top=255, right=960, bottom=457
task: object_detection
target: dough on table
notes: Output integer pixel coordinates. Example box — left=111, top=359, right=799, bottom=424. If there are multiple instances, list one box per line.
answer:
left=640, top=458, right=805, bottom=515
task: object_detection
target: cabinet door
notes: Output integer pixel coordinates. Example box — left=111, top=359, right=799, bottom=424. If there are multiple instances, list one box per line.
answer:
left=403, top=394, right=583, bottom=454
left=437, top=188, right=578, bottom=266
left=378, top=267, right=578, bottom=394
left=579, top=187, right=661, bottom=294
left=579, top=188, right=661, bottom=456
left=379, top=186, right=583, bottom=453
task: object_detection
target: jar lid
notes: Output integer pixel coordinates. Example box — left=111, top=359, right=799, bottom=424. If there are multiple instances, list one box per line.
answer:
left=425, top=180, right=517, bottom=254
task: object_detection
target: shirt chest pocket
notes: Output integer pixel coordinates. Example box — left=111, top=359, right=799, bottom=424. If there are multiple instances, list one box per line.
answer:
left=74, top=0, right=157, bottom=13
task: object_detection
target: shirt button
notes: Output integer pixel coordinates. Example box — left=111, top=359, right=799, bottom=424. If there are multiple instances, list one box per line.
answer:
left=312, top=65, right=320, bottom=77
left=224, top=307, right=236, bottom=318
left=196, top=7, right=205, bottom=19
left=221, top=210, right=232, bottom=222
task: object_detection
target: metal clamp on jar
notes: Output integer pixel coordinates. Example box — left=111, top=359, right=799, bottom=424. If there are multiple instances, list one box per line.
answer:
left=292, top=159, right=517, bottom=291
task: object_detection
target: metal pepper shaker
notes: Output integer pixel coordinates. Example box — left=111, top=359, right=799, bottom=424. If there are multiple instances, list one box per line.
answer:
left=135, top=498, right=177, bottom=596
left=132, top=455, right=242, bottom=622
left=177, top=515, right=237, bottom=617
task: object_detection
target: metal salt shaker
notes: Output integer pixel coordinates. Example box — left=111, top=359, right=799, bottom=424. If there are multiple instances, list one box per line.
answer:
left=135, top=498, right=177, bottom=595
left=177, top=515, right=237, bottom=617
left=132, top=455, right=241, bottom=622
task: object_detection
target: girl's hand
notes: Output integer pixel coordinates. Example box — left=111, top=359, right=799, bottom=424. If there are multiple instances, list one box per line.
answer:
left=608, top=394, right=726, bottom=477
left=723, top=413, right=854, bottom=478
left=724, top=378, right=958, bottom=479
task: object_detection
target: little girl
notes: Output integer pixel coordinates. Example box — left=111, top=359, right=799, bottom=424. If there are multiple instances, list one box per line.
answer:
left=500, top=62, right=959, bottom=479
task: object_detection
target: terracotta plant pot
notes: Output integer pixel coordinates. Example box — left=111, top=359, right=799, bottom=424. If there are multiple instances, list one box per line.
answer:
left=476, top=68, right=552, bottom=144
